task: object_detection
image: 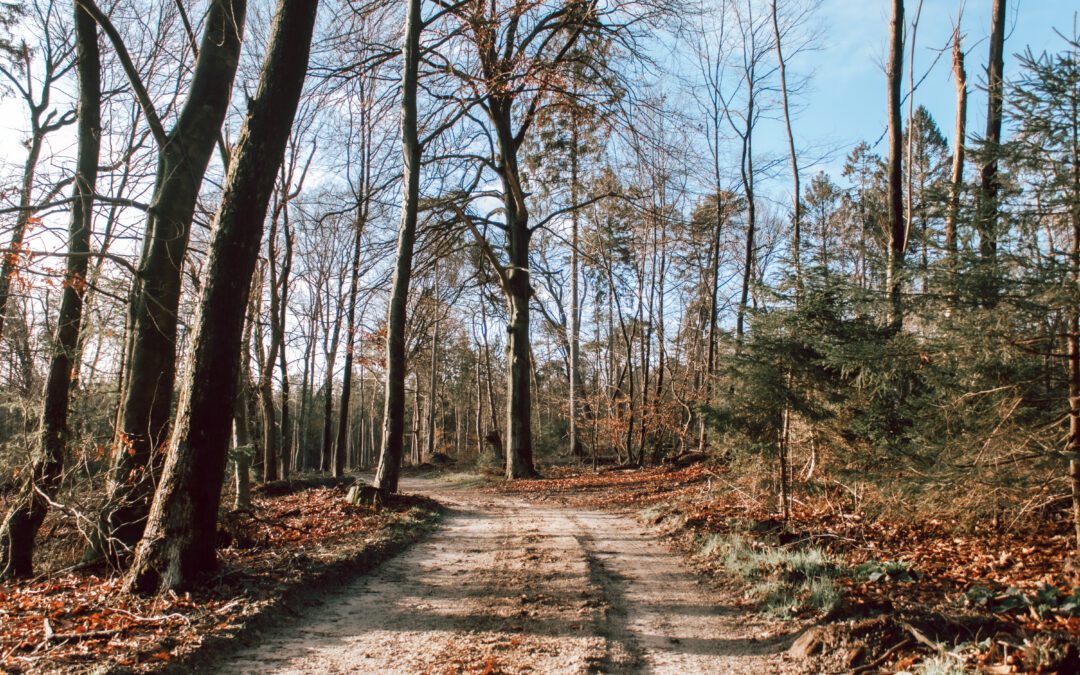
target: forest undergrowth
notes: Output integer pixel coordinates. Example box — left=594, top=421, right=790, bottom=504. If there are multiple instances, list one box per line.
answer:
left=494, top=463, right=1080, bottom=673
left=0, top=481, right=441, bottom=673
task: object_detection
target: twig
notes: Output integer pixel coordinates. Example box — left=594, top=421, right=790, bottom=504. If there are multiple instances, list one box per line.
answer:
left=46, top=628, right=124, bottom=644
left=107, top=607, right=191, bottom=627
left=903, top=622, right=942, bottom=651
left=851, top=637, right=914, bottom=673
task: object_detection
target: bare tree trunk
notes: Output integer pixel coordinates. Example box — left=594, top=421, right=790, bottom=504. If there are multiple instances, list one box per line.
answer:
left=495, top=109, right=538, bottom=480
left=373, top=0, right=422, bottom=493
left=475, top=345, right=484, bottom=458
left=481, top=302, right=503, bottom=464
left=945, top=23, right=967, bottom=283
left=297, top=325, right=313, bottom=471
left=736, top=81, right=756, bottom=341
left=772, top=0, right=801, bottom=290
left=569, top=122, right=582, bottom=461
left=885, top=0, right=906, bottom=330
left=93, top=0, right=246, bottom=561
left=411, top=381, right=420, bottom=464
left=1068, top=84, right=1080, bottom=550
left=335, top=214, right=365, bottom=478
left=233, top=292, right=259, bottom=510
left=277, top=226, right=294, bottom=479
left=125, top=0, right=318, bottom=593
left=699, top=195, right=723, bottom=453
left=977, top=0, right=1006, bottom=293
left=424, top=305, right=439, bottom=461
left=0, top=5, right=99, bottom=577
left=904, top=1, right=924, bottom=292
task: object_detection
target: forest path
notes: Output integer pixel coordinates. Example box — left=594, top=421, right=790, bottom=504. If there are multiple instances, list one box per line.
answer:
left=214, top=475, right=800, bottom=674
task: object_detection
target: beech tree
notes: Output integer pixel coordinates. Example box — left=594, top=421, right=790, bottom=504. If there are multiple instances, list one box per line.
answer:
left=0, top=0, right=99, bottom=578
left=440, top=0, right=662, bottom=478
left=126, top=0, right=319, bottom=593
left=88, top=0, right=247, bottom=562
left=372, top=0, right=422, bottom=493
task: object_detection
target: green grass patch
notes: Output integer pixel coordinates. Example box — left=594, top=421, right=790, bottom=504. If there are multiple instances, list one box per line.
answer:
left=699, top=533, right=845, bottom=617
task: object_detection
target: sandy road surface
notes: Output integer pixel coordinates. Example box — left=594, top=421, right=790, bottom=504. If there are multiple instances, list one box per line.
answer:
left=215, top=477, right=801, bottom=674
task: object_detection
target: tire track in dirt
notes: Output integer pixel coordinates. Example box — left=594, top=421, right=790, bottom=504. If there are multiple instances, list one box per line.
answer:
left=213, top=477, right=801, bottom=674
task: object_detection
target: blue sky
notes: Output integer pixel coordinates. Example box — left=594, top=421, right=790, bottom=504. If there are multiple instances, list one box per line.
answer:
left=792, top=0, right=1078, bottom=177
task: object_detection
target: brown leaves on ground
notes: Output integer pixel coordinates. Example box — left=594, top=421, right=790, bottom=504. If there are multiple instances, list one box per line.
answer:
left=0, top=483, right=439, bottom=673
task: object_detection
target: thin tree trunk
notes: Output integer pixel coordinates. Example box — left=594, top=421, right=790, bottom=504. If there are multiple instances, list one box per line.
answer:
left=699, top=196, right=723, bottom=453
left=277, top=225, right=293, bottom=479
left=372, top=0, right=421, bottom=493
left=977, top=0, right=1006, bottom=295
left=569, top=121, right=581, bottom=460
left=772, top=0, right=801, bottom=291
left=125, top=0, right=318, bottom=593
left=1068, top=79, right=1080, bottom=549
left=737, top=79, right=756, bottom=341
left=424, top=306, right=439, bottom=461
left=885, top=0, right=905, bottom=330
left=945, top=23, right=967, bottom=284
left=904, top=1, right=923, bottom=291
left=233, top=291, right=259, bottom=510
left=0, top=6, right=99, bottom=577
left=335, top=214, right=364, bottom=478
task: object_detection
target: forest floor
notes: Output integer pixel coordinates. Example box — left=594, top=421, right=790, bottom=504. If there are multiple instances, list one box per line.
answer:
left=490, top=464, right=1080, bottom=673
left=0, top=478, right=441, bottom=673
left=5, top=464, right=1077, bottom=673
left=213, top=472, right=803, bottom=674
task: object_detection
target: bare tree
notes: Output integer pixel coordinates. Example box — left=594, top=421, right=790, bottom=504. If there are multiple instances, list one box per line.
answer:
left=88, top=0, right=247, bottom=562
left=0, top=0, right=98, bottom=577
left=126, top=0, right=319, bottom=594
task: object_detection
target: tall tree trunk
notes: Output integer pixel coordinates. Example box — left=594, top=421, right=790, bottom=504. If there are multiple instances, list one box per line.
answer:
left=651, top=205, right=668, bottom=465
left=233, top=298, right=256, bottom=511
left=699, top=194, right=724, bottom=453
left=254, top=266, right=282, bottom=483
left=125, top=0, right=318, bottom=593
left=772, top=0, right=801, bottom=291
left=92, top=0, right=246, bottom=562
left=424, top=305, right=439, bottom=461
left=569, top=121, right=582, bottom=461
left=1068, top=80, right=1080, bottom=550
left=885, top=0, right=906, bottom=330
left=335, top=214, right=364, bottom=478
left=491, top=104, right=538, bottom=479
left=0, top=5, right=99, bottom=578
left=373, top=0, right=422, bottom=493
left=277, top=225, right=293, bottom=479
left=904, top=1, right=923, bottom=292
left=481, top=302, right=503, bottom=464
left=411, top=381, right=420, bottom=464
left=945, top=24, right=967, bottom=284
left=736, top=82, right=756, bottom=341
left=296, top=325, right=312, bottom=471
left=977, top=0, right=1006, bottom=302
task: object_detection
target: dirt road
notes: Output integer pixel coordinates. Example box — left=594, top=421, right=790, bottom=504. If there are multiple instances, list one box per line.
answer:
left=215, top=477, right=800, bottom=673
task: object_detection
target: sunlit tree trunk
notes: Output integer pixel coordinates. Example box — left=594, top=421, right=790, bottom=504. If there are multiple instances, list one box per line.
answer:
left=93, top=0, right=246, bottom=561
left=885, top=0, right=905, bottom=330
left=373, top=0, right=422, bottom=493
left=125, top=0, right=319, bottom=593
left=336, top=213, right=365, bottom=477
left=976, top=0, right=1006, bottom=299
left=945, top=24, right=967, bottom=284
